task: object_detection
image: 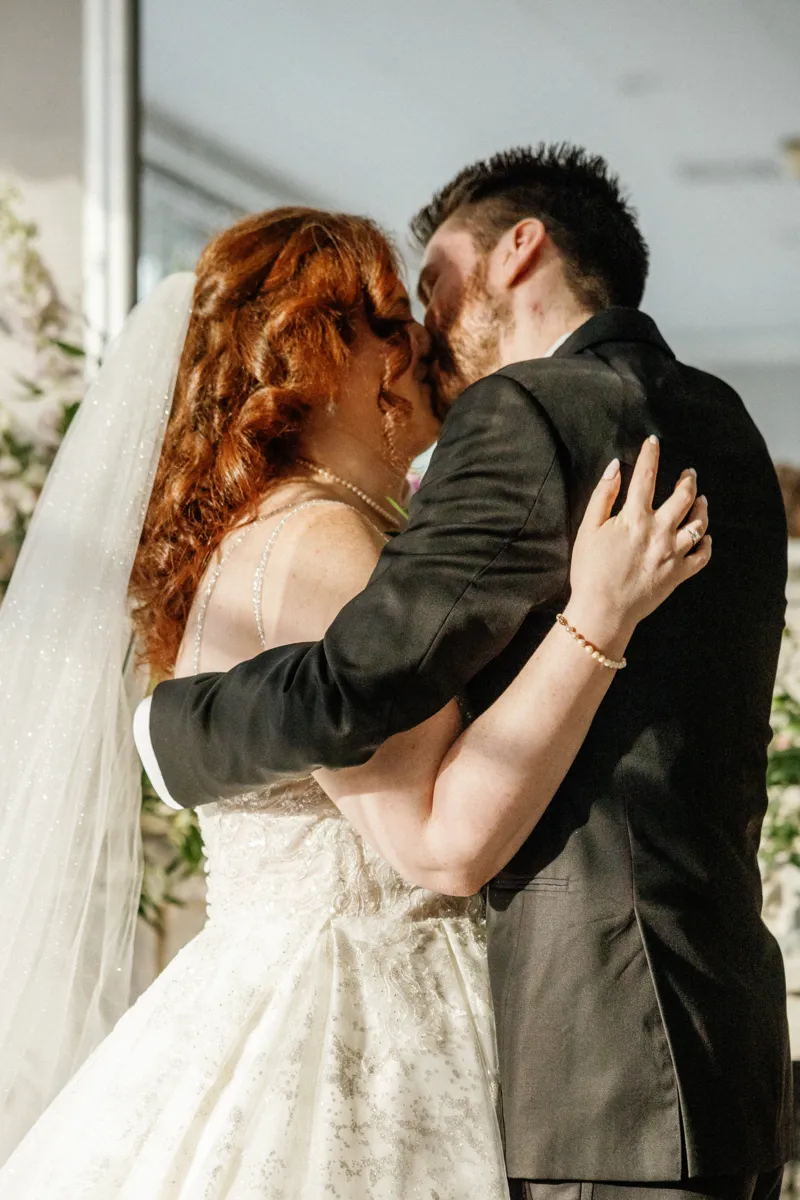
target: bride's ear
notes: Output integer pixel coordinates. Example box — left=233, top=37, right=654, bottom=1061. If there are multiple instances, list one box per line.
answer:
left=496, top=218, right=547, bottom=289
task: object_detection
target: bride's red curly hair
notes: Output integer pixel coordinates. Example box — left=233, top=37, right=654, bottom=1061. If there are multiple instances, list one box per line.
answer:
left=129, top=206, right=412, bottom=678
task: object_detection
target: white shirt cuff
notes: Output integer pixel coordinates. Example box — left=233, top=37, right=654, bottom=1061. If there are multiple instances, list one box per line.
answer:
left=133, top=695, right=183, bottom=810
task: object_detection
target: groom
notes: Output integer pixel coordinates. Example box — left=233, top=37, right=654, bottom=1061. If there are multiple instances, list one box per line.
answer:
left=142, top=144, right=792, bottom=1198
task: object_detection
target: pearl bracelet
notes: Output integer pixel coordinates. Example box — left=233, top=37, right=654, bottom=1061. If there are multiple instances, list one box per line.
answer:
left=556, top=613, right=627, bottom=671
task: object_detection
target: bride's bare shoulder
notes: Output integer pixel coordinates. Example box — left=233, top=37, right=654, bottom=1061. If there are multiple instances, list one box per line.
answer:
left=275, top=496, right=388, bottom=557
left=258, top=500, right=387, bottom=646
left=174, top=494, right=387, bottom=677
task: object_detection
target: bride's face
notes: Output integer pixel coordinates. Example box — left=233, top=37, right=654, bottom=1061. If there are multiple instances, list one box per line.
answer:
left=337, top=283, right=442, bottom=466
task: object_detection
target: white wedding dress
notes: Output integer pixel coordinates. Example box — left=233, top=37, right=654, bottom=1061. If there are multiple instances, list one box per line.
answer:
left=0, top=501, right=509, bottom=1200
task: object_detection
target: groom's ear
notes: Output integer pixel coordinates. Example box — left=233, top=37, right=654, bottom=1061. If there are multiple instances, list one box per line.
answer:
left=496, top=218, right=547, bottom=289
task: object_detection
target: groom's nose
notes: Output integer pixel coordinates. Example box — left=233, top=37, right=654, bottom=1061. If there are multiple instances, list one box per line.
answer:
left=411, top=319, right=432, bottom=360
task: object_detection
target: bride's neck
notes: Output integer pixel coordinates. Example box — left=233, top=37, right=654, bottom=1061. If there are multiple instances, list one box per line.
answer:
left=299, top=427, right=408, bottom=507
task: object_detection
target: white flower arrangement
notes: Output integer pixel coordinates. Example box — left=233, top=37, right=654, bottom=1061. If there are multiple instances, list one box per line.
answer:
left=0, top=186, right=83, bottom=598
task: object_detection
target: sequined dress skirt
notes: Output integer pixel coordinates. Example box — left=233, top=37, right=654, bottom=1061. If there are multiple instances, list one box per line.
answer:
left=0, top=783, right=509, bottom=1199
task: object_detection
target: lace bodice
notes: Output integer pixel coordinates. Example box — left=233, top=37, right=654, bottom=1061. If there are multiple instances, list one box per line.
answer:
left=199, top=781, right=479, bottom=928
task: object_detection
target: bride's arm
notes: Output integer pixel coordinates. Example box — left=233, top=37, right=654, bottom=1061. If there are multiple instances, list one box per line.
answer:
left=272, top=442, right=710, bottom=895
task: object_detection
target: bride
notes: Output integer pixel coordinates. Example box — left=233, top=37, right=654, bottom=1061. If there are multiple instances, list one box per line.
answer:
left=0, top=206, right=710, bottom=1197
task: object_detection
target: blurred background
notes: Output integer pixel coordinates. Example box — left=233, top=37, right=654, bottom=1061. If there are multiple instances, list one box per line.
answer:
left=138, top=0, right=800, bottom=468
left=1, top=0, right=800, bottom=1149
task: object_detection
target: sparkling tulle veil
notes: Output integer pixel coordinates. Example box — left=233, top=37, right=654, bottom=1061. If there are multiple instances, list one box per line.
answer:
left=0, top=272, right=195, bottom=1162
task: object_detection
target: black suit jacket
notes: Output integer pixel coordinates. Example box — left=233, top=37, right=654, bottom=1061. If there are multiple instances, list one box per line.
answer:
left=150, top=308, right=792, bottom=1180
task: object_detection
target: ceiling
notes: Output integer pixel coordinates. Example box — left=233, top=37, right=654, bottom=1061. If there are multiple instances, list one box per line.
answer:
left=141, top=0, right=800, bottom=365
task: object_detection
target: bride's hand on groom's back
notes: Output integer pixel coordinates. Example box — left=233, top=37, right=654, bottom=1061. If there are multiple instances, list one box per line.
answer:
left=566, top=436, right=711, bottom=646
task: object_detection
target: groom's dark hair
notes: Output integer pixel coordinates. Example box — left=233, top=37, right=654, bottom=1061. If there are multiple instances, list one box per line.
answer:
left=411, top=142, right=649, bottom=310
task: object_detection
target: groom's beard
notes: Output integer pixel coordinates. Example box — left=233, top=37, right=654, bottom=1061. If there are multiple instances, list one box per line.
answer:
left=428, top=260, right=513, bottom=414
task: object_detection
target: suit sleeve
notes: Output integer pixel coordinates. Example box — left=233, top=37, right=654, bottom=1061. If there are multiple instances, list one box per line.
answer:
left=149, top=375, right=571, bottom=806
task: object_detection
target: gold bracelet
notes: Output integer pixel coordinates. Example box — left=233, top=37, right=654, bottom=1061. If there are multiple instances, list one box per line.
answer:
left=556, top=613, right=627, bottom=671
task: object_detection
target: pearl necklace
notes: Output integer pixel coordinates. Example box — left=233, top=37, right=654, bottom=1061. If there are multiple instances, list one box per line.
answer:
left=296, top=457, right=402, bottom=529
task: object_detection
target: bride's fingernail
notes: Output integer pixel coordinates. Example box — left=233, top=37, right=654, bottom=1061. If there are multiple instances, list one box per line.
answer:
left=648, top=434, right=659, bottom=446
left=603, top=458, right=620, bottom=480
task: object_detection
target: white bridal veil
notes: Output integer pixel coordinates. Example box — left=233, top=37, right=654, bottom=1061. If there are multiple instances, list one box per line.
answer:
left=0, top=272, right=195, bottom=1162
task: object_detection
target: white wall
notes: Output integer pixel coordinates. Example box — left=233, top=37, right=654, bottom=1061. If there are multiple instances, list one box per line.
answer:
left=701, top=362, right=800, bottom=467
left=0, top=0, right=83, bottom=290
left=0, top=0, right=83, bottom=426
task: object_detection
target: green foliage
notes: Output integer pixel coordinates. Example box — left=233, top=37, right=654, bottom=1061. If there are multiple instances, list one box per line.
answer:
left=768, top=744, right=800, bottom=791
left=48, top=338, right=85, bottom=359
left=139, top=770, right=205, bottom=933
left=761, top=635, right=800, bottom=880
left=57, top=401, right=81, bottom=438
left=0, top=186, right=84, bottom=597
left=385, top=496, right=409, bottom=520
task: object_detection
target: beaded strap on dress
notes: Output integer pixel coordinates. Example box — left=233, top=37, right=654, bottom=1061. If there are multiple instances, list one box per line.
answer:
left=193, top=498, right=385, bottom=812
left=193, top=498, right=367, bottom=673
left=191, top=500, right=360, bottom=813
